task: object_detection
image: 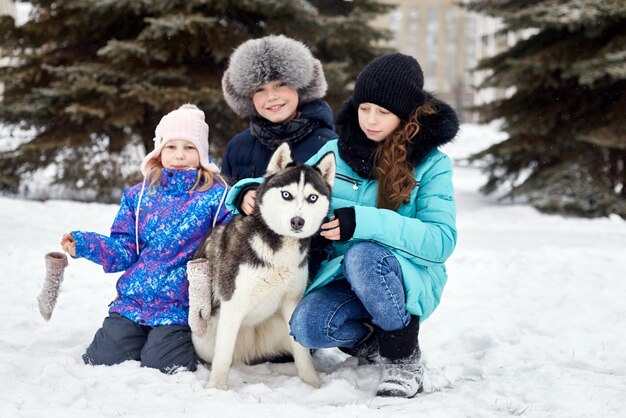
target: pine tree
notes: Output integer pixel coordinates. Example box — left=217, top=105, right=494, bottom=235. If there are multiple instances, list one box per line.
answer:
left=466, top=0, right=626, bottom=218
left=0, top=0, right=390, bottom=201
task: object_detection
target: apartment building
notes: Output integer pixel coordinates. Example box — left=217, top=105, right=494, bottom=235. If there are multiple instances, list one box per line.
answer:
left=371, top=0, right=509, bottom=122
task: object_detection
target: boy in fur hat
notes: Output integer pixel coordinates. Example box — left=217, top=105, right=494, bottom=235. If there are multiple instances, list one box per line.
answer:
left=59, top=104, right=231, bottom=373
left=221, top=34, right=337, bottom=213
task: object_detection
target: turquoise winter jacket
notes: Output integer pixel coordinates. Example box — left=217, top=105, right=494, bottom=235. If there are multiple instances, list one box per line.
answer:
left=225, top=139, right=456, bottom=321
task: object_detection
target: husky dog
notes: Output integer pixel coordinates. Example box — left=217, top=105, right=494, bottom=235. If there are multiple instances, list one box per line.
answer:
left=187, top=143, right=335, bottom=390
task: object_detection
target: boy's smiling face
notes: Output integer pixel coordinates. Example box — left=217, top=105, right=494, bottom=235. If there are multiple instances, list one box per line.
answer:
left=252, top=80, right=299, bottom=123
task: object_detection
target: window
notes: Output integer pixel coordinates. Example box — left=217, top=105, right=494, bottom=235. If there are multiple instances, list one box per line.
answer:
left=389, top=10, right=402, bottom=49
left=425, top=8, right=438, bottom=90
left=406, top=9, right=419, bottom=58
left=445, top=8, right=458, bottom=92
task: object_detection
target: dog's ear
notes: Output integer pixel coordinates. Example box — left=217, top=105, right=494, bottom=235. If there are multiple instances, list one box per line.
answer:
left=266, top=143, right=293, bottom=176
left=314, top=151, right=336, bottom=189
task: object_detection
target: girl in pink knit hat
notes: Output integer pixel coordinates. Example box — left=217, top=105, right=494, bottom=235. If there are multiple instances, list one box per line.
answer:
left=56, top=104, right=231, bottom=373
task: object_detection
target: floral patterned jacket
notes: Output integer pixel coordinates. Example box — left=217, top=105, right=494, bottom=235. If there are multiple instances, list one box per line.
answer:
left=71, top=169, right=231, bottom=326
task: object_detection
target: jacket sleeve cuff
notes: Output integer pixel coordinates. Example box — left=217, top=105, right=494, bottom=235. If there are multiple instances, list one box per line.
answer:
left=71, top=231, right=86, bottom=259
left=334, top=207, right=356, bottom=242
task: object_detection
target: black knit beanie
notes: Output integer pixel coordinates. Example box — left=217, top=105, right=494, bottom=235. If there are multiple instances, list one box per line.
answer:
left=352, top=53, right=427, bottom=121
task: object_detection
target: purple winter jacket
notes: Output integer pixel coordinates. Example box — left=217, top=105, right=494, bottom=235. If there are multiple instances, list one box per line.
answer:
left=71, top=169, right=231, bottom=326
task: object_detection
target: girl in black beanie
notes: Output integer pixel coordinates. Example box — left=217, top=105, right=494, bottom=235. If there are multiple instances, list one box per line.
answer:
left=289, top=53, right=460, bottom=398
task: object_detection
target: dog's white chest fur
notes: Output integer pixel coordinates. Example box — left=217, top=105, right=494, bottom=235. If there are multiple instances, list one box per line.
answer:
left=236, top=235, right=307, bottom=325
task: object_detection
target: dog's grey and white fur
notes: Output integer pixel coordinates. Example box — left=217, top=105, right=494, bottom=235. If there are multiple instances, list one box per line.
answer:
left=222, top=34, right=328, bottom=118
left=187, top=143, right=335, bottom=390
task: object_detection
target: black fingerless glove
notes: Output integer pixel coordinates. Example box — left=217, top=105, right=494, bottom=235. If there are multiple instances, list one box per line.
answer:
left=334, top=207, right=356, bottom=242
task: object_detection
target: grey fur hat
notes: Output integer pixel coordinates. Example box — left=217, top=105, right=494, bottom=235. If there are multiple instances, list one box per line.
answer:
left=222, top=34, right=328, bottom=118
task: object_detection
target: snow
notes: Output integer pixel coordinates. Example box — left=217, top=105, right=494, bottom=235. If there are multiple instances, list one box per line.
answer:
left=14, top=2, right=32, bottom=26
left=1, top=123, right=625, bottom=417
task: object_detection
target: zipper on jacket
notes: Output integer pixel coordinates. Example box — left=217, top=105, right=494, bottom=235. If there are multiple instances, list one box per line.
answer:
left=336, top=173, right=361, bottom=190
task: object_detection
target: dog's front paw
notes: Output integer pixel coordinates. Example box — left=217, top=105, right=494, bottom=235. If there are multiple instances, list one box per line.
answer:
left=205, top=380, right=229, bottom=391
left=300, top=372, right=321, bottom=389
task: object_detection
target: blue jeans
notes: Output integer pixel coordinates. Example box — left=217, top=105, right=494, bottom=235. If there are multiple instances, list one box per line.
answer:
left=290, top=242, right=411, bottom=349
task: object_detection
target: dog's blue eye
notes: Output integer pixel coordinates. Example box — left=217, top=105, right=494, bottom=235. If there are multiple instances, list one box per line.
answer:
left=281, top=191, right=292, bottom=200
left=307, top=194, right=318, bottom=203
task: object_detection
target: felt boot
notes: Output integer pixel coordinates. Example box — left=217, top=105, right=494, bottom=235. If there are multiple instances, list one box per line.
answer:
left=37, top=252, right=69, bottom=320
left=186, top=258, right=211, bottom=337
left=375, top=315, right=424, bottom=398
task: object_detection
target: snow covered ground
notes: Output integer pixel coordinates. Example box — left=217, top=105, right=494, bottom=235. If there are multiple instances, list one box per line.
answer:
left=1, top=123, right=625, bottom=417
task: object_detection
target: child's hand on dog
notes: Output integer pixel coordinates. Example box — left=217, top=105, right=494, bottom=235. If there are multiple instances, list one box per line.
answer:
left=60, top=233, right=76, bottom=257
left=241, top=190, right=257, bottom=215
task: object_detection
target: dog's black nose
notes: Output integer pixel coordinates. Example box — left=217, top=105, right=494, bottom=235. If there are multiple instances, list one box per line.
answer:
left=291, top=217, right=305, bottom=231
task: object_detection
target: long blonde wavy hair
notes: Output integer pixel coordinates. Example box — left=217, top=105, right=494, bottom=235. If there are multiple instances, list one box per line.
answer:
left=373, top=100, right=436, bottom=211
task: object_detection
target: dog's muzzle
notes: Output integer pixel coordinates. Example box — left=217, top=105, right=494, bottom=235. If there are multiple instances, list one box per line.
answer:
left=290, top=216, right=305, bottom=232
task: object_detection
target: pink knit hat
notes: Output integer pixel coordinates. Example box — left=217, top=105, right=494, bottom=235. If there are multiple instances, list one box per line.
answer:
left=141, top=104, right=220, bottom=176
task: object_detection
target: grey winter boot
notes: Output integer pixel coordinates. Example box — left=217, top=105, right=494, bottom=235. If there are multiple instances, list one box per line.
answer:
left=375, top=315, right=424, bottom=398
left=186, top=258, right=211, bottom=337
left=37, top=252, right=69, bottom=321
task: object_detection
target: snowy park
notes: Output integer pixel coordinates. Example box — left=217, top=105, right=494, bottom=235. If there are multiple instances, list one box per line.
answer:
left=1, top=123, right=624, bottom=417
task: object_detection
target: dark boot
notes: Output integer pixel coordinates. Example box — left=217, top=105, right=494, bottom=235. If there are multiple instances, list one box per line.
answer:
left=338, top=323, right=380, bottom=365
left=375, top=315, right=424, bottom=398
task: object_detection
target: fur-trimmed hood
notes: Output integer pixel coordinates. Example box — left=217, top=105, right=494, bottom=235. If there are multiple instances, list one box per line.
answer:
left=336, top=93, right=459, bottom=177
left=222, top=35, right=328, bottom=118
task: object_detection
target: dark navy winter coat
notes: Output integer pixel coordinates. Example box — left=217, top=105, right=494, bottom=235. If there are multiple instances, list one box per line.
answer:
left=221, top=99, right=337, bottom=181
left=71, top=169, right=231, bottom=326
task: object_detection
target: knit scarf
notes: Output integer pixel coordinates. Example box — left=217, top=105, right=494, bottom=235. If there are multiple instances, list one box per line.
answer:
left=250, top=116, right=318, bottom=151
left=337, top=120, right=380, bottom=179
